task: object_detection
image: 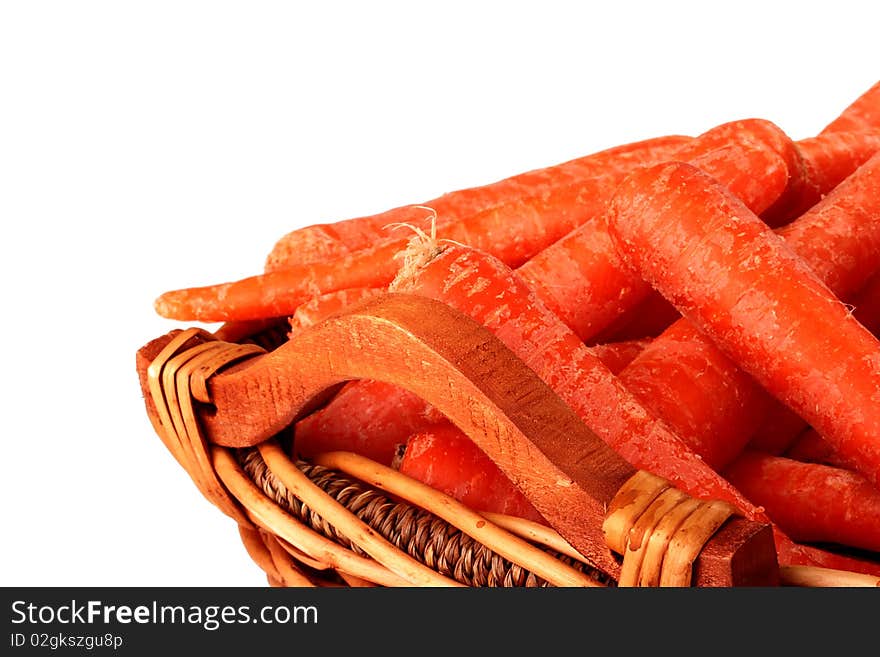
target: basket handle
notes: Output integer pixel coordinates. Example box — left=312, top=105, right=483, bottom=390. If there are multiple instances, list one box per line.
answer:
left=136, top=292, right=778, bottom=586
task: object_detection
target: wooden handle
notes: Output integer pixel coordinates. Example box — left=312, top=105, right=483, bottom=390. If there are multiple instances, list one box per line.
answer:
left=136, top=292, right=778, bottom=586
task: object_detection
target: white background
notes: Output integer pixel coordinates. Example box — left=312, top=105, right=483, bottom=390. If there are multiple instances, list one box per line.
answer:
left=1, top=1, right=877, bottom=586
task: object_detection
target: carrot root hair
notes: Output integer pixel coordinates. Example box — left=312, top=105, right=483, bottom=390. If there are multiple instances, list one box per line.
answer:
left=387, top=206, right=466, bottom=287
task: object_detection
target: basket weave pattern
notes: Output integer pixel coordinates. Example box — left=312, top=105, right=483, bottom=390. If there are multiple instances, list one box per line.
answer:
left=239, top=448, right=613, bottom=587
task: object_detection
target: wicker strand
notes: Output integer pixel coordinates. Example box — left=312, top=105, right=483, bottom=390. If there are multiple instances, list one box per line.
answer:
left=238, top=448, right=614, bottom=587
left=238, top=525, right=282, bottom=584
left=616, top=487, right=689, bottom=586
left=258, top=441, right=459, bottom=586
left=261, top=532, right=322, bottom=587
left=146, top=329, right=265, bottom=525
left=602, top=470, right=737, bottom=587
left=214, top=447, right=415, bottom=586
left=779, top=565, right=880, bottom=587
left=311, top=450, right=607, bottom=587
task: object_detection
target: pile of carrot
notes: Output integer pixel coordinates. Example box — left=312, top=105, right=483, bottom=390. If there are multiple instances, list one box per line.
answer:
left=153, top=80, right=880, bottom=579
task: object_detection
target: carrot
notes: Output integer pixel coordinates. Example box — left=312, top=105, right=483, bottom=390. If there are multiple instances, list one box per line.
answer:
left=158, top=117, right=798, bottom=325
left=723, top=451, right=880, bottom=553
left=156, top=238, right=402, bottom=322
left=774, top=150, right=880, bottom=297
left=784, top=428, right=850, bottom=469
left=263, top=123, right=878, bottom=276
left=593, top=294, right=680, bottom=343
left=606, top=158, right=880, bottom=488
left=288, top=287, right=384, bottom=336
left=744, top=404, right=810, bottom=457
left=516, top=118, right=797, bottom=343
left=265, top=206, right=443, bottom=272
left=821, top=80, right=880, bottom=135
left=585, top=130, right=880, bottom=342
left=584, top=338, right=651, bottom=375
left=796, top=130, right=880, bottom=206
left=396, top=423, right=546, bottom=524
left=155, top=135, right=690, bottom=322
left=613, top=150, right=880, bottom=471
left=614, top=319, right=777, bottom=471
left=293, top=379, right=445, bottom=466
left=748, top=267, right=880, bottom=455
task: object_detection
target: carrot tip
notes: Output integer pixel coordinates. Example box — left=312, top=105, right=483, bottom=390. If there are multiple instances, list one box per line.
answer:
left=153, top=294, right=175, bottom=319
left=154, top=289, right=196, bottom=320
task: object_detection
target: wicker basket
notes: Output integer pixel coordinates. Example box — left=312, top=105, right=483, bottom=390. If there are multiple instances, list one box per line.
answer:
left=136, top=297, right=878, bottom=588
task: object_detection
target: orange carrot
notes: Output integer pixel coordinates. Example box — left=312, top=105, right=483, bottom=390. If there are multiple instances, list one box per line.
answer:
left=724, top=451, right=880, bottom=553
left=288, top=287, right=384, bottom=336
left=265, top=206, right=442, bottom=272
left=612, top=150, right=880, bottom=471
left=157, top=117, right=803, bottom=327
left=615, top=320, right=777, bottom=470
left=397, top=423, right=546, bottom=524
left=606, top=158, right=880, bottom=488
left=821, top=80, right=880, bottom=134
left=784, top=428, right=849, bottom=469
left=293, top=379, right=445, bottom=466
left=155, top=135, right=690, bottom=322
left=743, top=404, right=810, bottom=458
left=590, top=130, right=880, bottom=341
left=749, top=267, right=880, bottom=455
left=796, top=130, right=880, bottom=206
left=597, top=294, right=681, bottom=343
left=775, top=150, right=880, bottom=296
left=517, top=118, right=797, bottom=343
left=584, top=338, right=651, bottom=375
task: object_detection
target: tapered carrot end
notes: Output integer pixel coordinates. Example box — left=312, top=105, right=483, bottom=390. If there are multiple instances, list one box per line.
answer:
left=154, top=289, right=192, bottom=320
left=154, top=286, right=230, bottom=322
